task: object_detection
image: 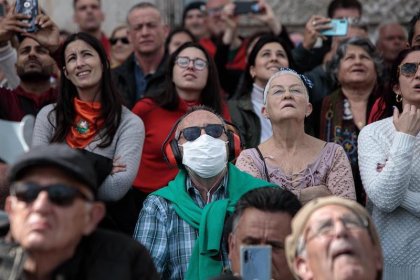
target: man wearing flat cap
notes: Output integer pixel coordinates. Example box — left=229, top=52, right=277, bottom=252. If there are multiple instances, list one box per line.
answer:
left=285, top=196, right=383, bottom=280
left=0, top=144, right=158, bottom=279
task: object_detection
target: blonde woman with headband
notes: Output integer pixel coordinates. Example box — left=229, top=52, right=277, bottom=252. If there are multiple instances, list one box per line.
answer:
left=236, top=68, right=356, bottom=204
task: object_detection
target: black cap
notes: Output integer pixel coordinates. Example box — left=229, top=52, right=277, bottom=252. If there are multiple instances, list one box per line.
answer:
left=8, top=144, right=98, bottom=195
left=182, top=1, right=206, bottom=24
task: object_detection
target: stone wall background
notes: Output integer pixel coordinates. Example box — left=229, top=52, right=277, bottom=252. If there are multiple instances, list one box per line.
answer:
left=39, top=0, right=419, bottom=37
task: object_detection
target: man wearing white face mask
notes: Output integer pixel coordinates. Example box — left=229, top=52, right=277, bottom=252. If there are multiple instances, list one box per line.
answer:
left=133, top=106, right=275, bottom=280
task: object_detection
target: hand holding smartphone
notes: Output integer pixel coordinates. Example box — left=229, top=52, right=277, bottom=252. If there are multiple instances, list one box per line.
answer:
left=240, top=245, right=271, bottom=280
left=15, top=0, right=38, bottom=33
left=320, top=19, right=348, bottom=36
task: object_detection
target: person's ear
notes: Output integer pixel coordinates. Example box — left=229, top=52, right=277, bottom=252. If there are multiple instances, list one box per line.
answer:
left=393, top=83, right=401, bottom=95
left=262, top=105, right=269, bottom=119
left=163, top=24, right=170, bottom=37
left=5, top=196, right=13, bottom=215
left=305, top=102, right=313, bottom=117
left=295, top=255, right=313, bottom=280
left=374, top=246, right=383, bottom=275
left=228, top=232, right=236, bottom=260
left=63, top=66, right=68, bottom=78
left=83, top=202, right=105, bottom=235
left=250, top=66, right=256, bottom=79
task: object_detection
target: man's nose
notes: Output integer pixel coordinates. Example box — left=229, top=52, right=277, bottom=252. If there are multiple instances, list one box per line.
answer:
left=32, top=191, right=53, bottom=212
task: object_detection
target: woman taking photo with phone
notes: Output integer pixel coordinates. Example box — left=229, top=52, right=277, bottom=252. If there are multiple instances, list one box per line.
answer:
left=358, top=46, right=420, bottom=280
left=32, top=32, right=145, bottom=203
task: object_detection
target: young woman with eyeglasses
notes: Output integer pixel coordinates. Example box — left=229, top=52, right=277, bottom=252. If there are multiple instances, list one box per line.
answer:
left=109, top=25, right=133, bottom=68
left=358, top=46, right=420, bottom=279
left=131, top=42, right=230, bottom=210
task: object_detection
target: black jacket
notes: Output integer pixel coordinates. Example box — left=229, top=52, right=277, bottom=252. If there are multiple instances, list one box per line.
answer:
left=0, top=229, right=159, bottom=280
left=112, top=53, right=168, bottom=109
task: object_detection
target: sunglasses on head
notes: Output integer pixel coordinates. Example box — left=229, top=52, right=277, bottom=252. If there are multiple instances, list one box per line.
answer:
left=10, top=182, right=93, bottom=207
left=110, top=37, right=129, bottom=45
left=178, top=124, right=225, bottom=141
left=398, top=62, right=420, bottom=77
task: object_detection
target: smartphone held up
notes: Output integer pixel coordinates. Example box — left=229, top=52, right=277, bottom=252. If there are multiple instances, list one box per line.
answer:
left=320, top=19, right=349, bottom=36
left=234, top=1, right=263, bottom=16
left=240, top=245, right=272, bottom=280
left=15, top=0, right=38, bottom=33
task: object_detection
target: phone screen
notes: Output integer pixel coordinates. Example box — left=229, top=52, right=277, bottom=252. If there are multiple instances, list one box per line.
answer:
left=234, top=1, right=261, bottom=15
left=240, top=245, right=271, bottom=280
left=320, top=19, right=348, bottom=36
left=0, top=4, right=5, bottom=17
left=15, top=0, right=38, bottom=33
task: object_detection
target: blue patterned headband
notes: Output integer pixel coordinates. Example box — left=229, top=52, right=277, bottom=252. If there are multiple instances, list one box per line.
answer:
left=278, top=67, right=314, bottom=89
left=263, top=68, right=314, bottom=104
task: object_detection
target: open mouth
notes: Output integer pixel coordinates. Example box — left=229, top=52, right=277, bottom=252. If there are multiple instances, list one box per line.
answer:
left=282, top=103, right=295, bottom=109
left=76, top=70, right=91, bottom=77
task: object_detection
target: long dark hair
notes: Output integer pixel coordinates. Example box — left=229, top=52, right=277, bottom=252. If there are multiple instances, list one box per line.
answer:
left=152, top=42, right=223, bottom=114
left=49, top=32, right=123, bottom=148
left=236, top=34, right=294, bottom=99
left=370, top=46, right=420, bottom=121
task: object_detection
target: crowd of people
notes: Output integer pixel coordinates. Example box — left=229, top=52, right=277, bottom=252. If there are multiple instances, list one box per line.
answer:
left=0, top=0, right=419, bottom=279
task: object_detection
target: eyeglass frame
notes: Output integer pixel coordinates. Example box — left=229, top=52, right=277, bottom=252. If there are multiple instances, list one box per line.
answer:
left=296, top=213, right=369, bottom=255
left=176, top=124, right=226, bottom=142
left=175, top=56, right=208, bottom=71
left=10, top=182, right=94, bottom=207
left=398, top=62, right=420, bottom=78
left=109, top=37, right=129, bottom=45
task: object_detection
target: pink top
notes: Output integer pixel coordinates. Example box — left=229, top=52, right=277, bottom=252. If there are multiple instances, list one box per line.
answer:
left=236, top=143, right=356, bottom=200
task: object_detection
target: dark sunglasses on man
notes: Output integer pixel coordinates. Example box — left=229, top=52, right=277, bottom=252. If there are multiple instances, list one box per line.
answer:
left=178, top=124, right=225, bottom=141
left=398, top=62, right=420, bottom=77
left=110, top=37, right=129, bottom=45
left=10, top=182, right=93, bottom=207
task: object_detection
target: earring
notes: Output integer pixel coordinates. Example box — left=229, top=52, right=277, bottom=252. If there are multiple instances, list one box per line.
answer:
left=395, top=94, right=402, bottom=103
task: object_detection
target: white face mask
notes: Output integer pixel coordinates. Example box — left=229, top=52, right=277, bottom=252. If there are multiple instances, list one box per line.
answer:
left=181, top=134, right=228, bottom=178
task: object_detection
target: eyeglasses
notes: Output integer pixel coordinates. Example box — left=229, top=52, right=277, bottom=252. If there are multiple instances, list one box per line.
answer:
left=10, top=182, right=93, bottom=207
left=110, top=37, right=129, bottom=45
left=398, top=62, right=420, bottom=77
left=175, top=56, right=208, bottom=71
left=178, top=124, right=225, bottom=141
left=305, top=214, right=368, bottom=244
left=206, top=6, right=223, bottom=16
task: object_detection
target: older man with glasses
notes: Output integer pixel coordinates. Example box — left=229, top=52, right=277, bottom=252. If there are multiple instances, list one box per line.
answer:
left=134, top=106, right=275, bottom=280
left=1, top=144, right=158, bottom=280
left=285, top=196, right=383, bottom=280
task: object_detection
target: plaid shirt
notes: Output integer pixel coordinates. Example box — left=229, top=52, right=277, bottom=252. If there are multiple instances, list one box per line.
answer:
left=133, top=175, right=229, bottom=280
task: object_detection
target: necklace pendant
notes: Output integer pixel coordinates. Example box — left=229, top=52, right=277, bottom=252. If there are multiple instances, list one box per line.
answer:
left=76, top=119, right=90, bottom=134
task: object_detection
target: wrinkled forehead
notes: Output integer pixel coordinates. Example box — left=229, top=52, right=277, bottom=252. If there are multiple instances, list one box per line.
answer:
left=305, top=204, right=360, bottom=230
left=263, top=71, right=307, bottom=102
left=177, top=110, right=223, bottom=132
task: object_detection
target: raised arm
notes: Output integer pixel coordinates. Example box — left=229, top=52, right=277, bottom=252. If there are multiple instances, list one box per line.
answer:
left=358, top=106, right=420, bottom=214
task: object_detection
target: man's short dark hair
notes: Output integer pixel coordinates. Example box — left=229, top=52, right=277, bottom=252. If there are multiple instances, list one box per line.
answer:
left=327, top=0, right=362, bottom=18
left=408, top=10, right=420, bottom=46
left=73, top=0, right=101, bottom=8
left=126, top=2, right=162, bottom=24
left=231, top=187, right=301, bottom=232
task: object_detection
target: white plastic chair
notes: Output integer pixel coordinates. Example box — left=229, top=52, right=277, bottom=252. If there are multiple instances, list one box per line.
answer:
left=0, top=115, right=35, bottom=163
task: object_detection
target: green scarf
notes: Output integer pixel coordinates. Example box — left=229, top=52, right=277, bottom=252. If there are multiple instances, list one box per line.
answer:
left=154, top=163, right=276, bottom=280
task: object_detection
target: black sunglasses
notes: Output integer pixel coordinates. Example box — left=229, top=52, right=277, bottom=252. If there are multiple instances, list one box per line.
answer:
left=110, top=37, right=129, bottom=45
left=178, top=124, right=225, bottom=141
left=10, top=182, right=93, bottom=207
